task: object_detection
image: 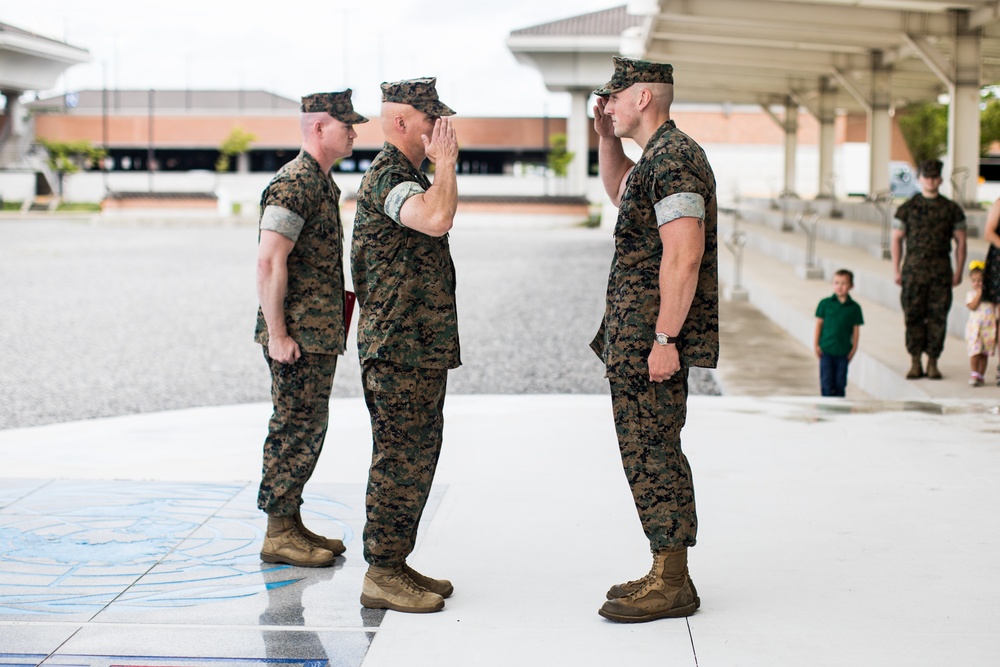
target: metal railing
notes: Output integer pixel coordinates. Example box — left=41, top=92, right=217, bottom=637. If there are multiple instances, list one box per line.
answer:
left=950, top=167, right=971, bottom=209
left=797, top=210, right=821, bottom=269
left=778, top=189, right=799, bottom=231
left=866, top=189, right=894, bottom=259
left=825, top=173, right=843, bottom=218
left=724, top=204, right=748, bottom=295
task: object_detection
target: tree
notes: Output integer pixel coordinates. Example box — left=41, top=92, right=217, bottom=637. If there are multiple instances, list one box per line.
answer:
left=980, top=93, right=1000, bottom=155
left=546, top=133, right=574, bottom=177
left=216, top=126, right=256, bottom=172
left=896, top=101, right=947, bottom=164
left=899, top=91, right=1000, bottom=161
left=37, top=138, right=107, bottom=196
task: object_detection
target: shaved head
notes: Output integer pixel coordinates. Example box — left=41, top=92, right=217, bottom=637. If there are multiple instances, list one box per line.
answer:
left=300, top=111, right=332, bottom=138
left=380, top=101, right=425, bottom=136
left=642, top=82, right=674, bottom=113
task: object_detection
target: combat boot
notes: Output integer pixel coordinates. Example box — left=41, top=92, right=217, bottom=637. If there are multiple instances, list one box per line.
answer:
left=260, top=515, right=335, bottom=568
left=925, top=357, right=942, bottom=380
left=906, top=356, right=924, bottom=379
left=606, top=573, right=700, bottom=610
left=404, top=563, right=453, bottom=598
left=599, top=549, right=698, bottom=623
left=294, top=512, right=346, bottom=557
left=361, top=565, right=445, bottom=613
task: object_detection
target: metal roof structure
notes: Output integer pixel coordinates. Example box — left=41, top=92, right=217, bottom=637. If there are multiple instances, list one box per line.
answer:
left=508, top=1, right=1000, bottom=202
left=624, top=0, right=1000, bottom=113
left=0, top=21, right=89, bottom=92
left=28, top=90, right=300, bottom=115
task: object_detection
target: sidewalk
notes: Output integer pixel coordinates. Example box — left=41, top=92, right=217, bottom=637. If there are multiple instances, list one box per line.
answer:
left=2, top=392, right=999, bottom=667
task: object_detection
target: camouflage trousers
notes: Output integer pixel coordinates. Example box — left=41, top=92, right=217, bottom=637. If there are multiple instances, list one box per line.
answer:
left=257, top=347, right=338, bottom=517
left=900, top=265, right=953, bottom=358
left=609, top=369, right=697, bottom=552
left=361, top=360, right=448, bottom=567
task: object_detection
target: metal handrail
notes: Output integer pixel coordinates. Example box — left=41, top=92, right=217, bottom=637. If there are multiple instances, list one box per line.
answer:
left=950, top=167, right=970, bottom=209
left=797, top=211, right=821, bottom=267
left=724, top=228, right=748, bottom=292
left=778, top=189, right=799, bottom=231
left=866, top=189, right=894, bottom=259
left=825, top=173, right=843, bottom=218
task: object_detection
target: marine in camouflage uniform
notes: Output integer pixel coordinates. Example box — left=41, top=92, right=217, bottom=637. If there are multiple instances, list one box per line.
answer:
left=891, top=159, right=967, bottom=379
left=255, top=90, right=367, bottom=567
left=590, top=57, right=718, bottom=623
left=351, top=78, right=460, bottom=613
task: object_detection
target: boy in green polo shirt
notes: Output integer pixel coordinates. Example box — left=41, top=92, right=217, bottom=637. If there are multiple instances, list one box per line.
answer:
left=814, top=269, right=865, bottom=397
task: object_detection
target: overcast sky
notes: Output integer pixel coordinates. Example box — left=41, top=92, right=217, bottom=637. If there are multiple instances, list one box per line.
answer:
left=5, top=0, right=621, bottom=117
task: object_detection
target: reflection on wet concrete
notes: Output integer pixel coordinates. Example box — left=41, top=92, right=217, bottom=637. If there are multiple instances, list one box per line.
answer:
left=714, top=397, right=1000, bottom=426
left=260, top=562, right=331, bottom=663
left=0, top=481, right=386, bottom=667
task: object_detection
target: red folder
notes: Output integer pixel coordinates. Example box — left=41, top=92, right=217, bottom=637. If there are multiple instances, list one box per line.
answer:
left=345, top=290, right=357, bottom=336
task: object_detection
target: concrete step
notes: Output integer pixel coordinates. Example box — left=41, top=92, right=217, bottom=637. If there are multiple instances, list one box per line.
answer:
left=717, top=211, right=992, bottom=401
left=724, top=203, right=992, bottom=340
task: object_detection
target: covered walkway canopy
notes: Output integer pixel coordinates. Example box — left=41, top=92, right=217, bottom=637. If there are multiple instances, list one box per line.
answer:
left=0, top=22, right=89, bottom=168
left=508, top=0, right=1000, bottom=205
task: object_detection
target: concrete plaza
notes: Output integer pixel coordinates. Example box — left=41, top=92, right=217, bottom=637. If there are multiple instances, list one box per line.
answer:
left=1, top=209, right=999, bottom=666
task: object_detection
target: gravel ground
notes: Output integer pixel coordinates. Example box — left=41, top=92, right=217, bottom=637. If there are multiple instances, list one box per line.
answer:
left=0, top=216, right=718, bottom=429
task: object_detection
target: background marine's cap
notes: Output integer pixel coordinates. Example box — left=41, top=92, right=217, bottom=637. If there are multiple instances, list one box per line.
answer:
left=918, top=159, right=943, bottom=178
left=380, top=77, right=456, bottom=117
left=594, top=56, right=674, bottom=96
left=300, top=90, right=369, bottom=124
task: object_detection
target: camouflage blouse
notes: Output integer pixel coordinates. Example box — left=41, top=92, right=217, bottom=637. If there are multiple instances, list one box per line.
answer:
left=351, top=143, right=461, bottom=370
left=592, top=120, right=720, bottom=377
left=893, top=194, right=966, bottom=272
left=254, top=150, right=347, bottom=354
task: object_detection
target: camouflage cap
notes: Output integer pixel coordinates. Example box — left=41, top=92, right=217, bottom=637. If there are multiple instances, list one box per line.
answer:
left=918, top=159, right=943, bottom=178
left=380, top=77, right=456, bottom=117
left=300, top=90, right=369, bottom=124
left=594, top=56, right=674, bottom=96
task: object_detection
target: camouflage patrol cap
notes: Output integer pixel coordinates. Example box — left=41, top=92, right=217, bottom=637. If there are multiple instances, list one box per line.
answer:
left=300, top=90, right=369, bottom=124
left=918, top=159, right=943, bottom=178
left=594, top=56, right=674, bottom=96
left=380, top=77, right=456, bottom=117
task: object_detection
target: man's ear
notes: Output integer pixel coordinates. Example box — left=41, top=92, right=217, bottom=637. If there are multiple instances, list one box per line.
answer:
left=637, top=87, right=652, bottom=110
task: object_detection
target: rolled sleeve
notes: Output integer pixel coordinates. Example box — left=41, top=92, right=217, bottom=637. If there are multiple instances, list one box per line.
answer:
left=654, top=192, right=705, bottom=227
left=260, top=205, right=306, bottom=242
left=384, top=181, right=426, bottom=225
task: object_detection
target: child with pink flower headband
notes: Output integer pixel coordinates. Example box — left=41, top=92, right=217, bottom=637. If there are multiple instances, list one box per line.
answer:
left=965, top=260, right=999, bottom=386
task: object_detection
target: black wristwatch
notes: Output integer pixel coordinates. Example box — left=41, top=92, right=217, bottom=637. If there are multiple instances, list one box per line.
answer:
left=654, top=332, right=679, bottom=346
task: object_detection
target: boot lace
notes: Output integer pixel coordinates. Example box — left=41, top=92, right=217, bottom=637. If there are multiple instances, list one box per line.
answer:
left=624, top=554, right=666, bottom=601
left=288, top=527, right=321, bottom=552
left=390, top=568, right=429, bottom=596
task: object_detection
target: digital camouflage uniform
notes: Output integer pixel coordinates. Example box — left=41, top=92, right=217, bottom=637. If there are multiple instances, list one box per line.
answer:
left=893, top=194, right=966, bottom=358
left=255, top=148, right=349, bottom=517
left=591, top=117, right=719, bottom=553
left=351, top=136, right=460, bottom=567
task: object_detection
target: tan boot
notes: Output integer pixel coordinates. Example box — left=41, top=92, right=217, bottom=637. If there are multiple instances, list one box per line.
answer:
left=606, top=573, right=700, bottom=610
left=361, top=565, right=445, bottom=613
left=260, top=515, right=335, bottom=568
left=906, top=356, right=924, bottom=379
left=404, top=563, right=453, bottom=598
left=294, top=512, right=346, bottom=557
left=599, top=549, right=698, bottom=622
left=926, top=357, right=942, bottom=380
